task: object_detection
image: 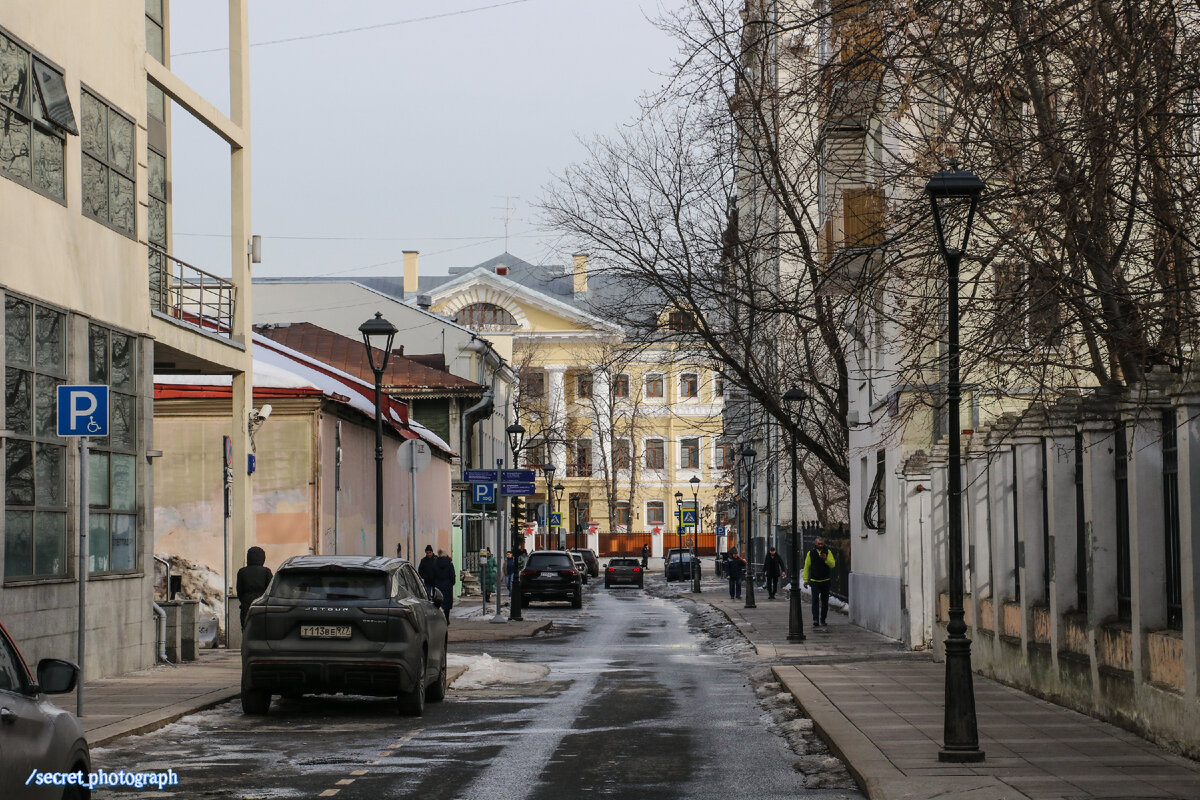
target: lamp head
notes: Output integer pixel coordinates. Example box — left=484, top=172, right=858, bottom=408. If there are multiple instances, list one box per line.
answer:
left=358, top=312, right=398, bottom=374
left=689, top=475, right=701, bottom=486
left=924, top=162, right=986, bottom=260
left=506, top=422, right=526, bottom=454
left=740, top=442, right=757, bottom=471
left=553, top=482, right=565, bottom=502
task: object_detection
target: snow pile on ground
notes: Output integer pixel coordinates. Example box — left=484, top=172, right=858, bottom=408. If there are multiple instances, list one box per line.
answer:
left=447, top=653, right=550, bottom=689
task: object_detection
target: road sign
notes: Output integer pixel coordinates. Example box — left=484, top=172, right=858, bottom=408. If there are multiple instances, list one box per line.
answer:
left=464, top=469, right=497, bottom=482
left=57, top=385, right=109, bottom=437
left=681, top=508, right=697, bottom=525
left=716, top=525, right=727, bottom=537
left=501, top=469, right=536, bottom=482
left=549, top=512, right=562, bottom=529
left=397, top=439, right=432, bottom=471
left=501, top=481, right=537, bottom=496
left=472, top=482, right=495, bottom=504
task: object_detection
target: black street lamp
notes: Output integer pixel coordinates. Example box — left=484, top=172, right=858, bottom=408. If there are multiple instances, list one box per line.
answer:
left=506, top=422, right=526, bottom=621
left=542, top=464, right=556, bottom=550
left=782, top=388, right=807, bottom=642
left=674, top=491, right=684, bottom=579
left=554, top=482, right=565, bottom=549
left=926, top=161, right=986, bottom=763
left=740, top=443, right=757, bottom=609
left=690, top=475, right=701, bottom=593
left=359, top=312, right=397, bottom=557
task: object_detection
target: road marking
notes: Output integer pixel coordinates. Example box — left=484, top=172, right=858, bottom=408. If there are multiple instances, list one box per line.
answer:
left=319, top=791, right=340, bottom=797
left=336, top=779, right=355, bottom=786
left=350, top=770, right=366, bottom=776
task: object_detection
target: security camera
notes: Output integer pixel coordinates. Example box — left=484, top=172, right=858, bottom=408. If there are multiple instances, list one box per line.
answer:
left=258, top=404, right=272, bottom=421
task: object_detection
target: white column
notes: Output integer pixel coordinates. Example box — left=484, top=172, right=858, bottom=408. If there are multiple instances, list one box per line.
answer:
left=1013, top=433, right=1044, bottom=650
left=1042, top=413, right=1079, bottom=674
left=928, top=444, right=949, bottom=658
left=592, top=366, right=610, bottom=479
left=546, top=366, right=567, bottom=474
left=1126, top=402, right=1167, bottom=685
left=1172, top=389, right=1200, bottom=702
left=1081, top=412, right=1119, bottom=701
left=964, top=438, right=993, bottom=638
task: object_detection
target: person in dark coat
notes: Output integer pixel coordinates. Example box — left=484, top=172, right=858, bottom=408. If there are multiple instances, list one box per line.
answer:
left=505, top=551, right=515, bottom=594
left=236, top=546, right=273, bottom=628
left=725, top=548, right=746, bottom=599
left=417, top=545, right=437, bottom=594
left=763, top=546, right=787, bottom=600
left=804, top=537, right=837, bottom=626
left=432, top=549, right=456, bottom=622
left=641, top=544, right=650, bottom=569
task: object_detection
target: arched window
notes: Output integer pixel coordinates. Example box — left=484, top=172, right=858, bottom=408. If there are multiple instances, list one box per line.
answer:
left=457, top=303, right=517, bottom=330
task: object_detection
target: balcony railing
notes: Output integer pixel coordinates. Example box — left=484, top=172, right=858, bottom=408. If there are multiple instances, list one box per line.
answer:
left=149, top=245, right=237, bottom=339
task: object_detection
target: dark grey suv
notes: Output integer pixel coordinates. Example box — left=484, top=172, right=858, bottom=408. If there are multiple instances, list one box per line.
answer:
left=240, top=555, right=449, bottom=716
left=520, top=550, right=583, bottom=608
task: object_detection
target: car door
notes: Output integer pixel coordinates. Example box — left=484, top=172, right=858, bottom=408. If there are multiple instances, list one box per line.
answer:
left=400, top=565, right=445, bottom=673
left=0, top=630, right=54, bottom=800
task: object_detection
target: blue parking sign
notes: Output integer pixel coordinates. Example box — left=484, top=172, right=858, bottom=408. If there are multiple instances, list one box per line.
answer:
left=472, top=482, right=495, bottom=504
left=57, top=385, right=109, bottom=437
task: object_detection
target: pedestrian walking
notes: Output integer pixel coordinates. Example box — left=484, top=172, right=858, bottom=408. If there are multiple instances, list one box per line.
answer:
left=803, top=537, right=837, bottom=627
left=235, top=546, right=273, bottom=629
left=641, top=543, right=650, bottom=569
left=763, top=546, right=787, bottom=600
left=725, top=548, right=746, bottom=599
left=418, top=545, right=437, bottom=596
left=504, top=550, right=515, bottom=594
left=482, top=547, right=497, bottom=603
left=432, top=549, right=456, bottom=622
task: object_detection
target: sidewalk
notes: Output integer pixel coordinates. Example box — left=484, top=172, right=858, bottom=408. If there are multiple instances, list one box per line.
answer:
left=54, top=614, right=551, bottom=746
left=699, top=583, right=1200, bottom=800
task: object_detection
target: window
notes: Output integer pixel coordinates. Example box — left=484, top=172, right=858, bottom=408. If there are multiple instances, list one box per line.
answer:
left=577, top=373, right=593, bottom=399
left=0, top=28, right=75, bottom=202
left=87, top=323, right=139, bottom=574
left=715, top=375, right=726, bottom=398
left=4, top=296, right=68, bottom=578
left=519, top=368, right=544, bottom=398
left=681, top=438, right=700, bottom=469
left=994, top=262, right=1062, bottom=348
left=457, top=303, right=517, bottom=330
left=613, top=439, right=631, bottom=471
left=146, top=0, right=165, bottom=64
left=147, top=145, right=168, bottom=308
left=613, top=374, right=629, bottom=398
left=523, top=441, right=547, bottom=470
left=645, top=374, right=664, bottom=398
left=680, top=373, right=698, bottom=398
left=717, top=443, right=735, bottom=469
left=668, top=311, right=697, bottom=331
left=645, top=439, right=665, bottom=470
left=646, top=501, right=665, bottom=526
left=80, top=88, right=136, bottom=237
left=614, top=502, right=631, bottom=530
left=570, top=439, right=592, bottom=477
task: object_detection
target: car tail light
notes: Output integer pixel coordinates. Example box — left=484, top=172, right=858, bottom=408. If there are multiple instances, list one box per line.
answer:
left=559, top=569, right=578, bottom=577
left=521, top=569, right=538, bottom=576
left=607, top=567, right=615, bottom=572
left=632, top=567, right=641, bottom=572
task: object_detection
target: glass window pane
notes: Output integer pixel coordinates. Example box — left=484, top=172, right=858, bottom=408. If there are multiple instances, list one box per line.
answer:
left=0, top=33, right=29, bottom=111
left=111, top=454, right=136, bottom=511
left=80, top=92, right=106, bottom=158
left=4, top=511, right=33, bottom=577
left=81, top=154, right=108, bottom=220
left=145, top=0, right=163, bottom=23
left=147, top=82, right=164, bottom=122
left=5, top=439, right=33, bottom=505
left=111, top=333, right=135, bottom=391
left=108, top=112, right=134, bottom=175
left=111, top=392, right=135, bottom=450
left=89, top=515, right=109, bottom=573
left=34, top=306, right=64, bottom=373
left=34, top=374, right=60, bottom=438
left=88, top=451, right=110, bottom=507
left=89, top=324, right=108, bottom=384
left=34, top=443, right=64, bottom=506
left=31, top=60, right=76, bottom=135
left=0, top=108, right=31, bottom=182
left=5, top=368, right=31, bottom=436
left=5, top=297, right=31, bottom=366
left=110, top=172, right=135, bottom=234
left=148, top=148, right=166, bottom=199
left=32, top=127, right=64, bottom=198
left=148, top=197, right=166, bottom=247
left=110, top=515, right=135, bottom=571
left=146, top=18, right=164, bottom=63
left=33, top=512, right=66, bottom=576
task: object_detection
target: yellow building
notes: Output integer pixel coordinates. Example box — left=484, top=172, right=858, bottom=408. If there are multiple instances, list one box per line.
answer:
left=422, top=254, right=731, bottom=556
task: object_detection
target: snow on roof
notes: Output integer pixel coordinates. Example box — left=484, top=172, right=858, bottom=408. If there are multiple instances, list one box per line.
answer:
left=155, top=359, right=317, bottom=391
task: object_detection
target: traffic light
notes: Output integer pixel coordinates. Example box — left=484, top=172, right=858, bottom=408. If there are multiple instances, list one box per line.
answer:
left=510, top=496, right=525, bottom=539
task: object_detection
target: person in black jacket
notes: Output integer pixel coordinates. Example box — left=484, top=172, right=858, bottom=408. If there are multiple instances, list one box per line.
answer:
left=236, top=546, right=272, bottom=629
left=803, top=538, right=837, bottom=626
left=417, top=545, right=437, bottom=594
left=432, top=549, right=456, bottom=622
left=725, top=548, right=746, bottom=599
left=763, top=546, right=787, bottom=600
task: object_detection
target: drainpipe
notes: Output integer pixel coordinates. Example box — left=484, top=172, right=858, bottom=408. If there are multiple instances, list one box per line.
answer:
left=152, top=602, right=167, bottom=662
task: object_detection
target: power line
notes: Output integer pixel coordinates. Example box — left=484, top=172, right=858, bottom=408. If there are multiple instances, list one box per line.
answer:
left=173, top=0, right=533, bottom=57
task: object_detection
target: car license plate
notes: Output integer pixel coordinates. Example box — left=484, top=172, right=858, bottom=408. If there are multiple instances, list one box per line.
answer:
left=300, top=625, right=351, bottom=638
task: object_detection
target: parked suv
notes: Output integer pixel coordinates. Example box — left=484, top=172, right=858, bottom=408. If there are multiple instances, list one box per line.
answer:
left=520, top=550, right=583, bottom=608
left=240, top=555, right=449, bottom=717
left=569, top=548, right=600, bottom=578
left=664, top=548, right=701, bottom=581
left=0, top=621, right=90, bottom=800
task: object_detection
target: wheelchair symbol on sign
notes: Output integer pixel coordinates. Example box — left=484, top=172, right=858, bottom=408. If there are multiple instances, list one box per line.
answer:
left=87, top=419, right=101, bottom=433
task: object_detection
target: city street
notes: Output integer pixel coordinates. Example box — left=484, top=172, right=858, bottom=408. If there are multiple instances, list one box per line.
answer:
left=90, top=578, right=861, bottom=800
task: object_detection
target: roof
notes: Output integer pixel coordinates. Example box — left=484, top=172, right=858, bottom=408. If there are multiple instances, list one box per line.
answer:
left=254, top=322, right=482, bottom=398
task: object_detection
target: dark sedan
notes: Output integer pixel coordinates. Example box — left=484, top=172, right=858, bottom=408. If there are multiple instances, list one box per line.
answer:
left=604, top=557, right=644, bottom=588
left=569, top=548, right=600, bottom=577
left=520, top=551, right=582, bottom=608
left=665, top=552, right=701, bottom=582
left=241, top=555, right=449, bottom=717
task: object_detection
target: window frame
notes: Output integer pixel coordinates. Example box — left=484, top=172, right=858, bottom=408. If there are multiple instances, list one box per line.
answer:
left=644, top=438, right=665, bottom=470
left=680, top=437, right=701, bottom=470
left=612, top=373, right=630, bottom=398
left=612, top=438, right=631, bottom=471
left=680, top=372, right=699, bottom=399
left=644, top=373, right=664, bottom=399
left=646, top=501, right=665, bottom=527
left=0, top=26, right=72, bottom=204
left=577, top=373, right=593, bottom=400
left=79, top=84, right=137, bottom=239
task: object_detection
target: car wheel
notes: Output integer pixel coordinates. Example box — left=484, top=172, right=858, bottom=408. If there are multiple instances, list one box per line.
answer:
left=62, top=759, right=89, bottom=799
left=571, top=591, right=582, bottom=609
left=398, top=650, right=426, bottom=717
left=604, top=581, right=611, bottom=589
left=241, top=686, right=271, bottom=715
left=426, top=641, right=448, bottom=703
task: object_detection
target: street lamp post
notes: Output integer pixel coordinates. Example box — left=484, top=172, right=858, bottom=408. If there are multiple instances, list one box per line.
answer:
left=358, top=312, right=398, bottom=558
left=542, top=464, right=556, bottom=550
left=674, top=491, right=684, bottom=580
left=507, top=423, right=526, bottom=621
left=926, top=161, right=987, bottom=763
left=783, top=388, right=807, bottom=642
left=690, top=475, right=701, bottom=593
left=554, top=482, right=565, bottom=549
left=740, top=443, right=757, bottom=609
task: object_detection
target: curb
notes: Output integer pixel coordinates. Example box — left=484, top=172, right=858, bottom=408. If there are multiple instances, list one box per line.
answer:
left=89, top=687, right=241, bottom=747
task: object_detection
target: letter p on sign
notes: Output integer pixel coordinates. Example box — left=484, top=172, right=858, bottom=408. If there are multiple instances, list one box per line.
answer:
left=57, top=385, right=110, bottom=437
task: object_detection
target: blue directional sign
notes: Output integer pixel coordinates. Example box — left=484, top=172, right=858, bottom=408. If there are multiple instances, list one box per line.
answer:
left=472, top=482, right=495, bottom=504
left=57, top=385, right=109, bottom=437
left=681, top=508, right=697, bottom=526
left=549, top=512, right=562, bottom=529
left=501, top=482, right=537, bottom=496
left=464, top=469, right=498, bottom=482
left=501, top=469, right=536, bottom=483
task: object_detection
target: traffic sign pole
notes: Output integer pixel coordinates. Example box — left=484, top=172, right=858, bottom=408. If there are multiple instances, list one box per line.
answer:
left=77, top=436, right=87, bottom=717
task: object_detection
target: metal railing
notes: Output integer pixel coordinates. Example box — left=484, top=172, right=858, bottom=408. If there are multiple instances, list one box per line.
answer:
left=149, top=245, right=236, bottom=338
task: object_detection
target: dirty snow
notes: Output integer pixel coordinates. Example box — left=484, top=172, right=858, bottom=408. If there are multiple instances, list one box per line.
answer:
left=447, top=653, right=550, bottom=689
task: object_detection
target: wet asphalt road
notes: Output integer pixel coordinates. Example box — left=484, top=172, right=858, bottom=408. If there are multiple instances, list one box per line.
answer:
left=92, top=581, right=862, bottom=799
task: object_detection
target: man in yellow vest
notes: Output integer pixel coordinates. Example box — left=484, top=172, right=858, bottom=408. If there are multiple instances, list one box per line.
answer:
left=803, top=537, right=836, bottom=627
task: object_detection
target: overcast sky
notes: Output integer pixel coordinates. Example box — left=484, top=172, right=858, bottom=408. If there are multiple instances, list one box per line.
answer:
left=165, top=0, right=678, bottom=281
